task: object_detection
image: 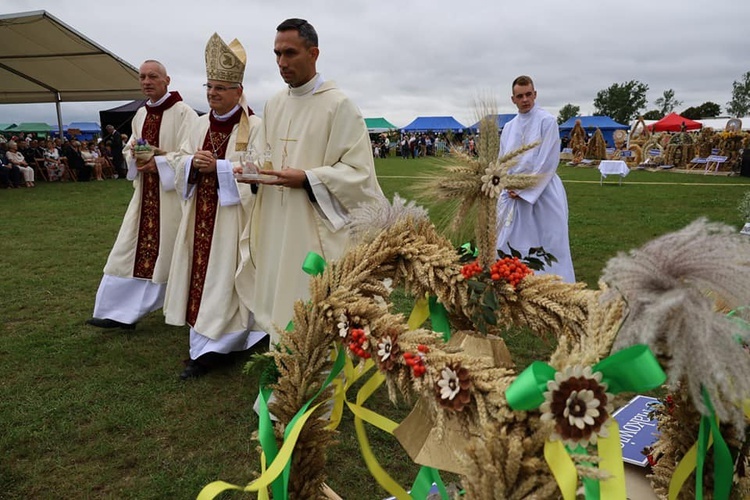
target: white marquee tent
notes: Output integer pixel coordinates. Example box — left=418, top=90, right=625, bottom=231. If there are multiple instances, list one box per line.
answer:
left=0, top=10, right=144, bottom=135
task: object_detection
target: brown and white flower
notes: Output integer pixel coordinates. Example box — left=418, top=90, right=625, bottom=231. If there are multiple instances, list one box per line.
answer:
left=480, top=162, right=503, bottom=198
left=539, top=365, right=613, bottom=447
left=337, top=313, right=349, bottom=338
left=435, top=364, right=472, bottom=411
left=376, top=334, right=400, bottom=371
left=377, top=336, right=394, bottom=362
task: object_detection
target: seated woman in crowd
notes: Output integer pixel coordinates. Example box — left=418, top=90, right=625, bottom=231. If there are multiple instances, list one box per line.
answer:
left=43, top=139, right=66, bottom=181
left=65, top=140, right=91, bottom=182
left=5, top=141, right=35, bottom=187
left=81, top=141, right=104, bottom=181
left=0, top=153, right=24, bottom=188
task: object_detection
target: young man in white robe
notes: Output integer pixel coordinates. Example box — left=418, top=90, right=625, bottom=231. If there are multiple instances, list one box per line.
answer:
left=236, top=18, right=384, bottom=345
left=164, top=33, right=265, bottom=380
left=495, top=75, right=576, bottom=283
left=87, top=60, right=198, bottom=330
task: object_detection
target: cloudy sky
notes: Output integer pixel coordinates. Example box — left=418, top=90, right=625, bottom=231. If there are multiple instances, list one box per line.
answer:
left=2, top=0, right=748, bottom=128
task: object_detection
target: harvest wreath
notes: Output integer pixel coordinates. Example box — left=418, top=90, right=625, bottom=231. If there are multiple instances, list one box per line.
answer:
left=198, top=115, right=750, bottom=500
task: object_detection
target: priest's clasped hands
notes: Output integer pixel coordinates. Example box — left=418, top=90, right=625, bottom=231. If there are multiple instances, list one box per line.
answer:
left=192, top=150, right=218, bottom=173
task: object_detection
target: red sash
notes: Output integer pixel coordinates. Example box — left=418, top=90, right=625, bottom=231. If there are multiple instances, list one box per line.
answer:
left=133, top=92, right=183, bottom=279
left=186, top=106, right=243, bottom=327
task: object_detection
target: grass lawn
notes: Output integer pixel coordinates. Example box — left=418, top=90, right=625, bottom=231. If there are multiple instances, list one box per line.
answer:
left=1, top=161, right=748, bottom=499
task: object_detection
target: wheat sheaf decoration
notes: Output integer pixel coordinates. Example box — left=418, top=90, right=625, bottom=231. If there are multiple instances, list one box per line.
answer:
left=415, top=112, right=540, bottom=269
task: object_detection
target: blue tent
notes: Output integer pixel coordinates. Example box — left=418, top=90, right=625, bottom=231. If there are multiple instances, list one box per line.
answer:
left=401, top=116, right=466, bottom=133
left=558, top=115, right=629, bottom=147
left=50, top=121, right=101, bottom=141
left=68, top=122, right=101, bottom=141
left=466, top=114, right=516, bottom=133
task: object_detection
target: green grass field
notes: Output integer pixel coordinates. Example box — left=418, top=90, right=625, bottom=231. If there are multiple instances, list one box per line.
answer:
left=1, top=160, right=748, bottom=499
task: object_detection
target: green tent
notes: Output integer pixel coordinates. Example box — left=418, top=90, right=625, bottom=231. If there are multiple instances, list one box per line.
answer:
left=365, top=117, right=398, bottom=133
left=0, top=123, right=16, bottom=131
left=6, top=122, right=52, bottom=135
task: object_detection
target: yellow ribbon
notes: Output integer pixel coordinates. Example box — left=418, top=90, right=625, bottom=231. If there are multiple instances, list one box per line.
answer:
left=351, top=369, right=410, bottom=499
left=197, top=400, right=326, bottom=499
left=327, top=354, right=410, bottom=498
left=669, top=433, right=714, bottom=500
left=407, top=294, right=430, bottom=330
left=544, top=440, right=578, bottom=500
left=598, top=422, right=626, bottom=499
left=201, top=294, right=442, bottom=499
left=326, top=357, right=375, bottom=431
left=258, top=452, right=269, bottom=500
left=543, top=420, right=626, bottom=500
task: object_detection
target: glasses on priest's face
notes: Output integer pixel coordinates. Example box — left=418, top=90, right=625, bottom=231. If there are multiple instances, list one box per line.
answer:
left=203, top=83, right=240, bottom=92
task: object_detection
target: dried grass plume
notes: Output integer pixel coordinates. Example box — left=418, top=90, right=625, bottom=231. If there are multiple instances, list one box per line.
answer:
left=602, top=218, right=750, bottom=434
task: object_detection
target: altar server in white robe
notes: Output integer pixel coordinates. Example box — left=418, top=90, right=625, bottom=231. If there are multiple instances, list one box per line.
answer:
left=236, top=18, right=384, bottom=345
left=495, top=75, right=575, bottom=283
left=87, top=60, right=198, bottom=329
left=164, top=33, right=265, bottom=379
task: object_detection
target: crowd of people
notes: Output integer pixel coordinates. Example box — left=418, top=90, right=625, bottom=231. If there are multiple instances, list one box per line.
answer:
left=370, top=132, right=480, bottom=159
left=0, top=127, right=128, bottom=188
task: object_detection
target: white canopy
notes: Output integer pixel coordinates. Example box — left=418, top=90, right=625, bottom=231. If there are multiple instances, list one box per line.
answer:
left=698, top=117, right=750, bottom=131
left=0, top=10, right=144, bottom=131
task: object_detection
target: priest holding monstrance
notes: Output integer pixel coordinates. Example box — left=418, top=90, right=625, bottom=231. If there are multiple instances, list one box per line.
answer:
left=164, top=33, right=265, bottom=379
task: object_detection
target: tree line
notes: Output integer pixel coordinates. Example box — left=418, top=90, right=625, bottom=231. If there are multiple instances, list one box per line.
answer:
left=556, top=71, right=750, bottom=125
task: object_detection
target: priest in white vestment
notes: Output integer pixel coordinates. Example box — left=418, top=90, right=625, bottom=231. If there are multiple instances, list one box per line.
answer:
left=163, top=33, right=265, bottom=379
left=87, top=60, right=198, bottom=329
left=237, top=18, right=384, bottom=345
left=495, top=75, right=575, bottom=283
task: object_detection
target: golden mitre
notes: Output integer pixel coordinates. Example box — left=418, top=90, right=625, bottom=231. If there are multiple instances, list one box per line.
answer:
left=205, top=33, right=246, bottom=84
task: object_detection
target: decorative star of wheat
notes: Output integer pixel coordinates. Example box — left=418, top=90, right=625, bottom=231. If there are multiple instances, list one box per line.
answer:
left=419, top=113, right=540, bottom=268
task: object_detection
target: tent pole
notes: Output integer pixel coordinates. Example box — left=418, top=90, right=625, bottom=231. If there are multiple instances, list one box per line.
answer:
left=55, top=93, right=64, bottom=141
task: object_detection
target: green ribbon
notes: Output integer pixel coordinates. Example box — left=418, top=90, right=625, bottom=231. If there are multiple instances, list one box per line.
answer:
left=284, top=252, right=327, bottom=332
left=696, top=387, right=732, bottom=500
left=507, top=345, right=666, bottom=411
left=505, top=344, right=666, bottom=499
left=505, top=361, right=556, bottom=410
left=278, top=348, right=346, bottom=498
left=727, top=307, right=750, bottom=345
left=259, top=251, right=329, bottom=500
left=566, top=444, right=600, bottom=500
left=459, top=242, right=478, bottom=258
left=301, top=251, right=327, bottom=276
left=409, top=466, right=449, bottom=499
left=428, top=296, right=452, bottom=342
left=687, top=308, right=743, bottom=500
left=592, top=344, right=667, bottom=394
left=257, top=386, right=284, bottom=499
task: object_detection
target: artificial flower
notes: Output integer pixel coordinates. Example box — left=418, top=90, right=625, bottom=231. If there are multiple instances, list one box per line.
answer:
left=480, top=162, right=503, bottom=198
left=435, top=364, right=472, bottom=411
left=376, top=333, right=400, bottom=371
left=337, top=313, right=349, bottom=338
left=377, top=335, right=394, bottom=362
left=539, top=365, right=613, bottom=447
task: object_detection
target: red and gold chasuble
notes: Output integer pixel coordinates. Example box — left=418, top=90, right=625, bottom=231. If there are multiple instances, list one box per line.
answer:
left=186, top=107, right=244, bottom=327
left=133, top=91, right=183, bottom=279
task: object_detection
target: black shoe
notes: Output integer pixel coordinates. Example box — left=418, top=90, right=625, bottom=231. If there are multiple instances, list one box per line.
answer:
left=179, top=359, right=210, bottom=380
left=85, top=317, right=136, bottom=330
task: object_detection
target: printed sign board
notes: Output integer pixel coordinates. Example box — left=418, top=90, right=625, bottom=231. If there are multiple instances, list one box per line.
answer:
left=612, top=395, right=660, bottom=466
